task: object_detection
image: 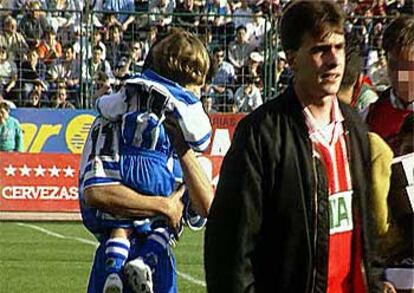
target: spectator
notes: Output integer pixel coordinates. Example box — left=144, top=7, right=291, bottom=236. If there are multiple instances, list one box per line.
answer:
left=233, top=76, right=263, bottom=112
left=239, top=51, right=264, bottom=90
left=112, top=55, right=130, bottom=81
left=72, top=25, right=92, bottom=61
left=208, top=46, right=236, bottom=112
left=51, top=86, right=75, bottom=109
left=366, top=15, right=414, bottom=153
left=245, top=6, right=270, bottom=49
left=0, top=46, right=17, bottom=99
left=91, top=28, right=106, bottom=61
left=0, top=100, right=23, bottom=152
left=46, top=0, right=79, bottom=34
left=338, top=35, right=379, bottom=119
left=227, top=25, right=255, bottom=72
left=22, top=85, right=48, bottom=108
left=102, top=0, right=136, bottom=32
left=0, top=15, right=29, bottom=61
left=232, top=0, right=253, bottom=30
left=204, top=0, right=234, bottom=45
left=141, top=26, right=158, bottom=60
left=90, top=71, right=112, bottom=107
left=105, top=25, right=129, bottom=68
left=38, top=27, right=63, bottom=65
left=149, top=0, right=176, bottom=30
left=19, top=0, right=49, bottom=47
left=174, top=0, right=201, bottom=30
left=368, top=51, right=390, bottom=92
left=48, top=43, right=81, bottom=106
left=386, top=0, right=406, bottom=16
left=13, top=48, right=46, bottom=105
left=275, top=50, right=291, bottom=93
left=128, top=41, right=144, bottom=73
left=201, top=95, right=217, bottom=113
left=86, top=46, right=114, bottom=85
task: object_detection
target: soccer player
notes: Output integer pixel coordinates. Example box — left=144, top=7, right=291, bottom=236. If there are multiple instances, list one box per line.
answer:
left=79, top=29, right=214, bottom=293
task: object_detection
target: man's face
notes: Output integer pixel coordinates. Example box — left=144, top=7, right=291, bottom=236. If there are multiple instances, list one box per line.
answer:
left=214, top=51, right=225, bottom=66
left=290, top=30, right=345, bottom=101
left=0, top=48, right=6, bottom=62
left=236, top=29, right=247, bottom=43
left=132, top=43, right=142, bottom=60
left=64, top=48, right=73, bottom=61
left=92, top=49, right=102, bottom=63
left=110, top=28, right=120, bottom=42
left=387, top=45, right=414, bottom=103
left=58, top=89, right=67, bottom=101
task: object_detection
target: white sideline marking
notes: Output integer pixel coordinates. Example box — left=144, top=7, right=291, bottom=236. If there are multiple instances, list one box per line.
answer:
left=16, top=222, right=206, bottom=287
left=16, top=223, right=99, bottom=246
left=176, top=271, right=206, bottom=287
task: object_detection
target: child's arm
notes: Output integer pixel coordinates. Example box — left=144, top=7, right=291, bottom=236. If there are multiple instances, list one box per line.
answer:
left=172, top=100, right=212, bottom=152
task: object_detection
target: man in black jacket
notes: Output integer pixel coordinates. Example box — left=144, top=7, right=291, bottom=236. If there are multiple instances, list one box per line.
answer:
left=204, top=1, right=383, bottom=292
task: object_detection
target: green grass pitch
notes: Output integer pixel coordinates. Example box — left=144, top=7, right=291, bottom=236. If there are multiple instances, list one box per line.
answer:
left=0, top=221, right=207, bottom=292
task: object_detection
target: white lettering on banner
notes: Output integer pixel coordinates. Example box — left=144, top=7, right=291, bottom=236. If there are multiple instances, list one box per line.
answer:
left=211, top=129, right=231, bottom=156
left=2, top=186, right=78, bottom=200
left=329, top=190, right=353, bottom=235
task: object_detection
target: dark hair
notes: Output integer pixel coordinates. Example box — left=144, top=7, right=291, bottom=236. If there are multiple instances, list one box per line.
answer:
left=382, top=15, right=414, bottom=55
left=213, top=46, right=225, bottom=55
left=236, top=25, right=247, bottom=33
left=279, top=0, right=345, bottom=52
left=341, top=35, right=362, bottom=88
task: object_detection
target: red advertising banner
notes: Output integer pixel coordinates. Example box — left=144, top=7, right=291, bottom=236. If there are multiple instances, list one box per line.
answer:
left=0, top=153, right=225, bottom=213
left=0, top=114, right=243, bottom=213
left=206, top=113, right=245, bottom=156
left=0, top=152, right=80, bottom=212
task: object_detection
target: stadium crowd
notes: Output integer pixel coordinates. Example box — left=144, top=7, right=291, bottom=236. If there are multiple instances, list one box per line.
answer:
left=0, top=0, right=411, bottom=112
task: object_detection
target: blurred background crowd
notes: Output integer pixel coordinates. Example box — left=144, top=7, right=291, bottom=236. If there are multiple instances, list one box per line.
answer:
left=0, top=0, right=412, bottom=112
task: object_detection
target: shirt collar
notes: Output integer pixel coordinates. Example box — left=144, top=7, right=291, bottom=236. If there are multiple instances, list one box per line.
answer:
left=390, top=89, right=414, bottom=111
left=302, top=96, right=344, bottom=134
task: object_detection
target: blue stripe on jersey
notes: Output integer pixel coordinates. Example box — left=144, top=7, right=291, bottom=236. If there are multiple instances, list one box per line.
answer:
left=187, top=131, right=211, bottom=147
left=142, top=69, right=198, bottom=105
left=83, top=177, right=121, bottom=188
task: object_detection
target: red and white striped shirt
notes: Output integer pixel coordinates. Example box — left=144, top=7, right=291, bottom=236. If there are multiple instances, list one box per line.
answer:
left=303, top=97, right=365, bottom=293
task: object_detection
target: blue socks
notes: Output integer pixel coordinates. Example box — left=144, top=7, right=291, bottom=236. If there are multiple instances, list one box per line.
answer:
left=105, top=238, right=130, bottom=275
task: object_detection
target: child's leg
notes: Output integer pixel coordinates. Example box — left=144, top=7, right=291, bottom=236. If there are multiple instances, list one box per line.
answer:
left=103, top=228, right=133, bottom=292
left=125, top=227, right=175, bottom=293
left=105, top=228, right=132, bottom=275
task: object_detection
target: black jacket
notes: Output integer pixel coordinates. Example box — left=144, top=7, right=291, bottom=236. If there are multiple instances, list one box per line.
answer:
left=205, top=86, right=382, bottom=293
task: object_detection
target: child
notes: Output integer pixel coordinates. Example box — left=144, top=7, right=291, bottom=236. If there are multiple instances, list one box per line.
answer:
left=94, top=29, right=212, bottom=293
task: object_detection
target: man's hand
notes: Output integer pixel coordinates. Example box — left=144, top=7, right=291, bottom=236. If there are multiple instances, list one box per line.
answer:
left=383, top=282, right=397, bottom=293
left=166, top=184, right=186, bottom=231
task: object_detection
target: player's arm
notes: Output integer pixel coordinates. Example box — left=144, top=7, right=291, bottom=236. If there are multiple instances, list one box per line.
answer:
left=165, top=114, right=214, bottom=217
left=83, top=184, right=185, bottom=229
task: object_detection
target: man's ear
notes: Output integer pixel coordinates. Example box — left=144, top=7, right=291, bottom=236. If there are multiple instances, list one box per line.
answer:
left=286, top=50, right=296, bottom=71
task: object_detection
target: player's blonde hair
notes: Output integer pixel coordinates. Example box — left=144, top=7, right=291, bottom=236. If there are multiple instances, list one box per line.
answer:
left=149, top=28, right=211, bottom=87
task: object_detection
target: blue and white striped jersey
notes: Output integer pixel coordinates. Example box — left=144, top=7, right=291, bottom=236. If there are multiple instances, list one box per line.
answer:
left=96, top=69, right=212, bottom=152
